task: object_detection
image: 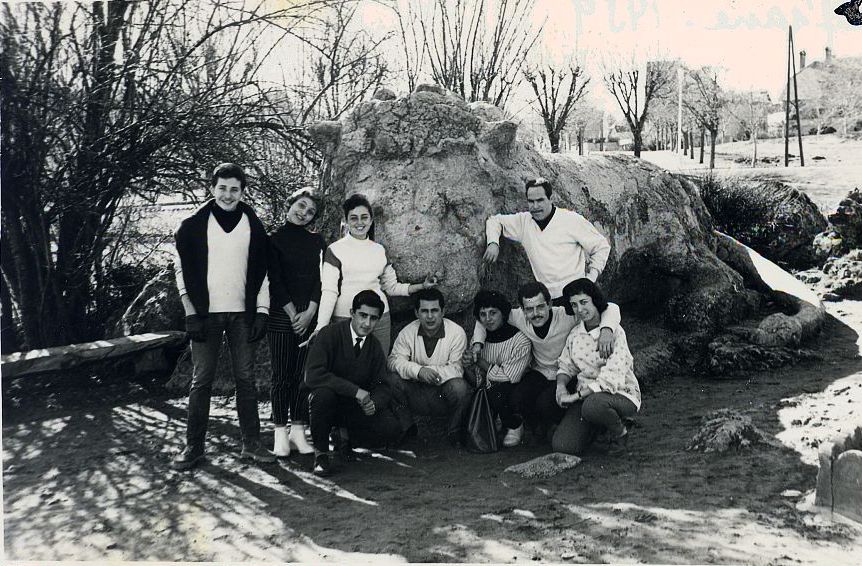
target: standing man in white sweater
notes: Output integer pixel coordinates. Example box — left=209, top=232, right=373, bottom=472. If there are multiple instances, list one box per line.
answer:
left=171, top=163, right=275, bottom=470
left=387, top=288, right=471, bottom=446
left=482, top=177, right=611, bottom=306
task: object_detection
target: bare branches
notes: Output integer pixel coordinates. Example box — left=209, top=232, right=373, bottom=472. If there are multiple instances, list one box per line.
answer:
left=603, top=56, right=672, bottom=157
left=523, top=62, right=589, bottom=153
left=393, top=0, right=543, bottom=107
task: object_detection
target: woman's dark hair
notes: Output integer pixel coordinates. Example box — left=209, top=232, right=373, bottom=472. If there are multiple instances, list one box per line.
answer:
left=287, top=186, right=321, bottom=223
left=472, top=290, right=512, bottom=320
left=342, top=193, right=375, bottom=239
left=561, top=278, right=608, bottom=316
left=211, top=162, right=247, bottom=189
left=342, top=193, right=373, bottom=219
left=413, top=287, right=445, bottom=310
left=352, top=289, right=384, bottom=315
left=525, top=177, right=552, bottom=198
left=517, top=281, right=551, bottom=307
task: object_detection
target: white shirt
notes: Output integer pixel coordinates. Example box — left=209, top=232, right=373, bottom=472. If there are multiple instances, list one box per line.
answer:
left=486, top=208, right=611, bottom=299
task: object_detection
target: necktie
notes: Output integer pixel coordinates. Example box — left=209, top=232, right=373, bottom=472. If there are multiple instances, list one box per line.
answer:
left=354, top=337, right=362, bottom=357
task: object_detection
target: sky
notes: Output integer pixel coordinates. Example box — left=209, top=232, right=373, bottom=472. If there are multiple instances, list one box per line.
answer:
left=352, top=0, right=862, bottom=110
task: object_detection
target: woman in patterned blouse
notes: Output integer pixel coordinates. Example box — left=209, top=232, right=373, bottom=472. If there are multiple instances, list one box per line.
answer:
left=552, top=278, right=641, bottom=456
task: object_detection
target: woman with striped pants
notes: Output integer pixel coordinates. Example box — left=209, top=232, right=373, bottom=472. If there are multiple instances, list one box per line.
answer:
left=267, top=187, right=327, bottom=456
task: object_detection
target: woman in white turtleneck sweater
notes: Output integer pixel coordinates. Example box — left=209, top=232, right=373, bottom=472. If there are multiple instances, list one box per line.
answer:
left=313, top=194, right=437, bottom=353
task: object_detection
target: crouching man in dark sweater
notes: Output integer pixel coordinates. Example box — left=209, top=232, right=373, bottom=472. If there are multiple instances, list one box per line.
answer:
left=304, top=290, right=403, bottom=476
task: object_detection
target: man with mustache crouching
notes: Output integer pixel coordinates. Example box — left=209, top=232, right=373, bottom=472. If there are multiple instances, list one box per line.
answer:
left=471, top=281, right=621, bottom=444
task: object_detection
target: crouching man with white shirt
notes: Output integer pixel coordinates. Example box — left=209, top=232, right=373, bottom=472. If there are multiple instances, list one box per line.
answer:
left=386, top=288, right=471, bottom=447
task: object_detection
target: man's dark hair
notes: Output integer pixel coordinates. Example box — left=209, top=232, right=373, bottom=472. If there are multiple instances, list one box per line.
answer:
left=352, top=289, right=384, bottom=314
left=342, top=193, right=374, bottom=219
left=472, top=290, right=512, bottom=320
left=525, top=177, right=552, bottom=198
left=561, top=278, right=609, bottom=316
left=517, top=281, right=551, bottom=307
left=413, top=287, right=445, bottom=310
left=211, top=162, right=247, bottom=189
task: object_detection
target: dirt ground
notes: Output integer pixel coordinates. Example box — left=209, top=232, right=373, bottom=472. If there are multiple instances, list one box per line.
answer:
left=4, top=138, right=862, bottom=564
left=3, top=296, right=861, bottom=564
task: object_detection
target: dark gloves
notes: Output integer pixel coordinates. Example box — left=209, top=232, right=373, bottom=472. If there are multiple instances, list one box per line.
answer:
left=185, top=315, right=207, bottom=343
left=248, top=313, right=269, bottom=343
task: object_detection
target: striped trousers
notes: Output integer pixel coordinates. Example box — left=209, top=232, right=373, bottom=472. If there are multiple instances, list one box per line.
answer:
left=267, top=327, right=311, bottom=425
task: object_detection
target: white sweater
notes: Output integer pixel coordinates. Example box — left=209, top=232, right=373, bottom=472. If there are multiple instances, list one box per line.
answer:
left=388, top=319, right=467, bottom=383
left=486, top=208, right=611, bottom=299
left=472, top=303, right=621, bottom=380
left=173, top=214, right=270, bottom=314
left=315, top=234, right=411, bottom=332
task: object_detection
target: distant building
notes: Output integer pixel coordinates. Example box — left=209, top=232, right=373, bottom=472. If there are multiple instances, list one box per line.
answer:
left=780, top=47, right=862, bottom=134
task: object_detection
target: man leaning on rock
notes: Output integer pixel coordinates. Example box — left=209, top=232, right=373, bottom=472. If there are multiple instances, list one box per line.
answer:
left=482, top=177, right=611, bottom=307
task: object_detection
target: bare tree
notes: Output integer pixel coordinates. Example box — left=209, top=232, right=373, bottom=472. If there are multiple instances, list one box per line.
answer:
left=0, top=0, right=327, bottom=349
left=684, top=66, right=726, bottom=169
left=603, top=57, right=672, bottom=157
left=523, top=62, right=589, bottom=153
left=821, top=58, right=862, bottom=136
left=289, top=2, right=391, bottom=123
left=396, top=0, right=543, bottom=107
left=725, top=91, right=769, bottom=166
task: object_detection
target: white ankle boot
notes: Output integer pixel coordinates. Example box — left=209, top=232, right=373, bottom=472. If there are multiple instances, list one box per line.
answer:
left=273, top=426, right=290, bottom=457
left=289, top=424, right=314, bottom=454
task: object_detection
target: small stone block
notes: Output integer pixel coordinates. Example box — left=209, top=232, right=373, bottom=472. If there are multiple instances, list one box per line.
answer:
left=832, top=450, right=862, bottom=523
left=815, top=442, right=834, bottom=509
left=504, top=452, right=581, bottom=479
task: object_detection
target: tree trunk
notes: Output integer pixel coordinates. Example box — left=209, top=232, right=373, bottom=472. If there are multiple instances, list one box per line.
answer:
left=577, top=129, right=584, bottom=156
left=709, top=128, right=717, bottom=169
left=549, top=129, right=560, bottom=153
left=682, top=130, right=689, bottom=156
left=752, top=127, right=758, bottom=168
left=699, top=129, right=705, bottom=164
left=689, top=131, right=695, bottom=160
left=633, top=129, right=643, bottom=157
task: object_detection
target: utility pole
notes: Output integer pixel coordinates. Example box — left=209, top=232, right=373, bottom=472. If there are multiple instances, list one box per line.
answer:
left=784, top=26, right=805, bottom=167
left=676, top=67, right=683, bottom=153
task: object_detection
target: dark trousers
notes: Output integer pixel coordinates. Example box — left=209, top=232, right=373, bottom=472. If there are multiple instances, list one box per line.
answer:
left=486, top=382, right=522, bottom=429
left=187, top=312, right=261, bottom=450
left=308, top=387, right=402, bottom=453
left=551, top=393, right=638, bottom=455
left=385, top=374, right=472, bottom=437
left=514, top=370, right=558, bottom=430
left=267, top=328, right=311, bottom=425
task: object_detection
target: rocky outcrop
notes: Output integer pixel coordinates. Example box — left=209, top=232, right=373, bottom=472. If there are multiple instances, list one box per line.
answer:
left=697, top=176, right=828, bottom=269
left=309, top=87, right=756, bottom=337
left=111, top=265, right=184, bottom=337
left=797, top=249, right=862, bottom=301
left=686, top=409, right=782, bottom=452
left=829, top=188, right=862, bottom=251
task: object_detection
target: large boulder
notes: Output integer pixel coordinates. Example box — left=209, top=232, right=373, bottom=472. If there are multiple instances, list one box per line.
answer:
left=696, top=176, right=828, bottom=269
left=829, top=188, right=862, bottom=251
left=111, top=265, right=184, bottom=337
left=309, top=86, right=754, bottom=337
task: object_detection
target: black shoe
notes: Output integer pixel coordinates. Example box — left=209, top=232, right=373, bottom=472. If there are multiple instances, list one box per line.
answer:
left=240, top=442, right=277, bottom=463
left=171, top=446, right=205, bottom=471
left=333, top=431, right=356, bottom=462
left=398, top=423, right=419, bottom=446
left=608, top=429, right=629, bottom=456
left=313, top=453, right=334, bottom=477
left=446, top=431, right=463, bottom=449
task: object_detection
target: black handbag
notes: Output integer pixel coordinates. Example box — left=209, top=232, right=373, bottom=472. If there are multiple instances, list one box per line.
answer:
left=464, top=385, right=499, bottom=453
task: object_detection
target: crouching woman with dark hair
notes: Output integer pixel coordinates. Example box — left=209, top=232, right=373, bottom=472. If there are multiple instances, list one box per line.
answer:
left=552, top=278, right=641, bottom=456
